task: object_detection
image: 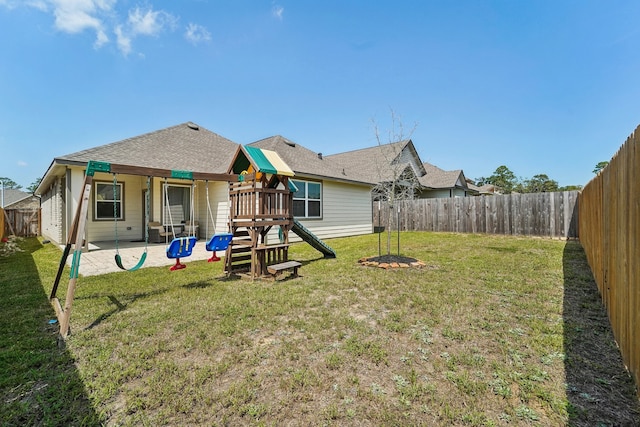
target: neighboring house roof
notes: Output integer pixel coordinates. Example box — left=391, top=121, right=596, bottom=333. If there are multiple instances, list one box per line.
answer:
left=248, top=135, right=375, bottom=185
left=325, top=140, right=426, bottom=184
left=419, top=162, right=471, bottom=191
left=37, top=122, right=240, bottom=193
left=2, top=189, right=37, bottom=208
left=477, top=184, right=499, bottom=195
left=467, top=182, right=482, bottom=193
left=326, top=141, right=479, bottom=195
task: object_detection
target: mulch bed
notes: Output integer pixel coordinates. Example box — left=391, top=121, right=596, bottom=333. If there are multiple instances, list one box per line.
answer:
left=358, top=254, right=427, bottom=269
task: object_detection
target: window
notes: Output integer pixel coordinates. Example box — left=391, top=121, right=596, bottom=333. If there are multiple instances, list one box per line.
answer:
left=95, top=181, right=123, bottom=220
left=292, top=179, right=321, bottom=218
left=163, top=184, right=192, bottom=225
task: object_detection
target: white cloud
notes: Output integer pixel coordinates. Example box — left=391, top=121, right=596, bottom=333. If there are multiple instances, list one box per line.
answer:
left=53, top=8, right=100, bottom=33
left=128, top=6, right=177, bottom=37
left=7, top=1, right=205, bottom=56
left=26, top=1, right=49, bottom=12
left=26, top=0, right=116, bottom=47
left=110, top=6, right=178, bottom=55
left=184, top=23, right=211, bottom=45
left=17, top=161, right=27, bottom=167
left=114, top=25, right=131, bottom=56
left=94, top=27, right=108, bottom=48
left=1, top=0, right=49, bottom=11
left=0, top=0, right=21, bottom=9
left=271, top=4, right=283, bottom=20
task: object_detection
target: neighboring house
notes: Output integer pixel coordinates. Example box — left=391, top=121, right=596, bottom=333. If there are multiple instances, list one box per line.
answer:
left=248, top=135, right=376, bottom=241
left=419, top=162, right=478, bottom=198
left=36, top=123, right=376, bottom=246
left=326, top=140, right=426, bottom=200
left=326, top=140, right=477, bottom=199
left=2, top=189, right=40, bottom=210
left=467, top=181, right=499, bottom=195
left=1, top=189, right=40, bottom=237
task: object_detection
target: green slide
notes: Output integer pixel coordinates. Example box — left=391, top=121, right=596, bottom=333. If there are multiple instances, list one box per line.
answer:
left=291, top=219, right=336, bottom=258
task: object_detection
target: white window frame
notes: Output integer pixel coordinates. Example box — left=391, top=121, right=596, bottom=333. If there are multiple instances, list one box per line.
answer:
left=292, top=179, right=322, bottom=219
left=94, top=181, right=123, bottom=221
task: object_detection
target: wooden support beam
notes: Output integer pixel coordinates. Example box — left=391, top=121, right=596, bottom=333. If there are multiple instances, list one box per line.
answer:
left=50, top=174, right=91, bottom=300
left=56, top=175, right=93, bottom=338
left=102, top=163, right=238, bottom=182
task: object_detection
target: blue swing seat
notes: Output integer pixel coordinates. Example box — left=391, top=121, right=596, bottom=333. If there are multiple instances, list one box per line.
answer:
left=206, top=233, right=233, bottom=252
left=166, top=236, right=197, bottom=259
left=206, top=233, right=233, bottom=262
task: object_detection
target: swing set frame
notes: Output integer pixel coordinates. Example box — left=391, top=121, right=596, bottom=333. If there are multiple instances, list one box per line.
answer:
left=50, top=160, right=238, bottom=338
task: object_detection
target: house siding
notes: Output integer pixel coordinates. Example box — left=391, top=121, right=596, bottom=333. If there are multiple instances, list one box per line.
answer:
left=42, top=164, right=374, bottom=247
left=85, top=173, right=146, bottom=242
left=420, top=188, right=468, bottom=198
left=397, top=146, right=423, bottom=175
left=40, top=177, right=64, bottom=244
left=194, top=181, right=229, bottom=239
left=90, top=176, right=230, bottom=242
left=284, top=180, right=372, bottom=243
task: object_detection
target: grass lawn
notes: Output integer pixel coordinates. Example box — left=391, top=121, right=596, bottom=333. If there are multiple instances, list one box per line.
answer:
left=1, top=232, right=639, bottom=426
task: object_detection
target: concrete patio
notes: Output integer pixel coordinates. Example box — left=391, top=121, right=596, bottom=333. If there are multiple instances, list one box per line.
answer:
left=64, top=239, right=221, bottom=277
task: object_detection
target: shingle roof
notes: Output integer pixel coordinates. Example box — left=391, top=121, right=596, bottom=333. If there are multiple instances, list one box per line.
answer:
left=55, top=122, right=239, bottom=174
left=2, top=189, right=35, bottom=207
left=325, top=140, right=413, bottom=183
left=419, top=162, right=466, bottom=189
left=472, top=184, right=498, bottom=194
left=248, top=135, right=375, bottom=185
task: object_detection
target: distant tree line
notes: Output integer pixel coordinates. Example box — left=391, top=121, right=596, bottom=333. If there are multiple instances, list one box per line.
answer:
left=474, top=164, right=595, bottom=194
left=0, top=177, right=42, bottom=194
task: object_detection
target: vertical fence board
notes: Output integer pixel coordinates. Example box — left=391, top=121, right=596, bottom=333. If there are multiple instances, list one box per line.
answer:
left=631, top=138, right=637, bottom=375
left=579, top=124, right=640, bottom=395
left=374, top=191, right=580, bottom=238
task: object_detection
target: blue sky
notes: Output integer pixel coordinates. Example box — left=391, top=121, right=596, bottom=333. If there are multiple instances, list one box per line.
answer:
left=1, top=1, right=639, bottom=190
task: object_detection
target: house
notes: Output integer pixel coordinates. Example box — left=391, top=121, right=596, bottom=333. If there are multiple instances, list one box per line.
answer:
left=36, top=123, right=376, bottom=246
left=1, top=189, right=40, bottom=237
left=467, top=182, right=499, bottom=195
left=326, top=140, right=426, bottom=199
left=2, top=189, right=40, bottom=210
left=418, top=162, right=478, bottom=198
left=326, top=140, right=477, bottom=199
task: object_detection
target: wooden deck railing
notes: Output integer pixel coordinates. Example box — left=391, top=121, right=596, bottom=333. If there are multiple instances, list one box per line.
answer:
left=229, top=181, right=291, bottom=222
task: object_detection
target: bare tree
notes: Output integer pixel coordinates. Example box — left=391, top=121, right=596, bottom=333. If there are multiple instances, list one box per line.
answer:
left=370, top=110, right=420, bottom=256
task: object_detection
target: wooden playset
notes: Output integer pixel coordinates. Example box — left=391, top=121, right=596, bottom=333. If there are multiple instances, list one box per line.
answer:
left=50, top=145, right=327, bottom=338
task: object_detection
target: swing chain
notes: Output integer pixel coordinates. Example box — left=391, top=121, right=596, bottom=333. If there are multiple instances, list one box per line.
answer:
left=113, top=174, right=119, bottom=250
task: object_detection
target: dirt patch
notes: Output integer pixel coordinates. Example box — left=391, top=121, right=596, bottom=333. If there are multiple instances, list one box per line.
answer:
left=358, top=255, right=427, bottom=269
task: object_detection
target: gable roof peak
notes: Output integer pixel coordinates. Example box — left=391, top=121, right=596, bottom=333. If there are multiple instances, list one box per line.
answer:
left=52, top=121, right=240, bottom=173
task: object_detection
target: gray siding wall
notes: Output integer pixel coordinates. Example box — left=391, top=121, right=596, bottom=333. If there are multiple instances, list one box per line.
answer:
left=285, top=180, right=372, bottom=243
left=40, top=177, right=64, bottom=244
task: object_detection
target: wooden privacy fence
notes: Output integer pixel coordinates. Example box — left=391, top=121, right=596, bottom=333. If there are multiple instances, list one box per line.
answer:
left=3, top=208, right=40, bottom=237
left=579, top=125, right=640, bottom=394
left=373, top=191, right=579, bottom=238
